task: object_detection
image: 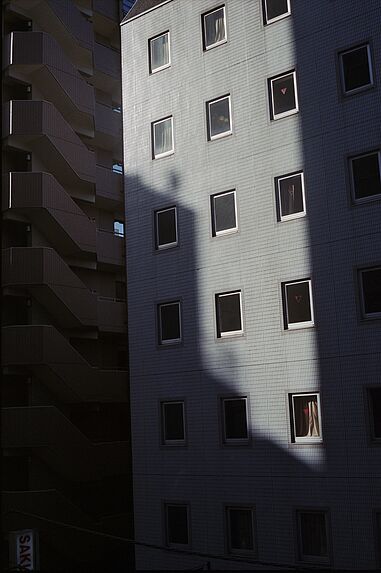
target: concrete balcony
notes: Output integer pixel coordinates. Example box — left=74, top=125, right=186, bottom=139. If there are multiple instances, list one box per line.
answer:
left=96, top=165, right=123, bottom=208
left=94, top=102, right=121, bottom=151
left=5, top=31, right=94, bottom=136
left=3, top=172, right=96, bottom=255
left=2, top=247, right=97, bottom=329
left=3, top=100, right=95, bottom=190
left=98, top=298, right=127, bottom=333
left=2, top=325, right=128, bottom=403
left=97, top=230, right=125, bottom=268
left=93, top=42, right=120, bottom=99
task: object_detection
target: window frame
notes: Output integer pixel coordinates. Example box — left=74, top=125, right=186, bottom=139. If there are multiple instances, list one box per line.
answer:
left=207, top=95, right=232, bottom=141
left=221, top=396, right=249, bottom=445
left=149, top=31, right=171, bottom=74
left=164, top=502, right=190, bottom=548
left=158, top=300, right=182, bottom=345
left=339, top=43, right=374, bottom=96
left=161, top=400, right=186, bottom=446
left=282, top=279, right=315, bottom=330
left=113, top=220, right=125, bottom=237
left=152, top=116, right=174, bottom=159
left=269, top=70, right=299, bottom=120
left=225, top=505, right=256, bottom=555
left=202, top=5, right=227, bottom=51
left=263, top=0, right=291, bottom=25
left=349, top=150, right=381, bottom=204
left=290, top=392, right=323, bottom=444
left=276, top=171, right=306, bottom=221
left=215, top=290, right=243, bottom=338
left=359, top=267, right=381, bottom=320
left=211, top=189, right=238, bottom=237
left=296, top=509, right=331, bottom=565
left=155, top=206, right=178, bottom=250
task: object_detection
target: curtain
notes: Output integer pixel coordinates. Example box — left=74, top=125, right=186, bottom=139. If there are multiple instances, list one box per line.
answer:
left=213, top=11, right=225, bottom=43
left=287, top=183, right=296, bottom=213
left=295, top=397, right=320, bottom=437
left=155, top=119, right=172, bottom=156
left=152, top=34, right=169, bottom=69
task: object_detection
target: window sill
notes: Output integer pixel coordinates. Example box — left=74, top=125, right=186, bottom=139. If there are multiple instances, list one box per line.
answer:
left=280, top=211, right=306, bottom=222
left=204, top=38, right=227, bottom=51
left=286, top=322, right=315, bottom=330
left=150, top=63, right=171, bottom=74
left=272, top=108, right=299, bottom=121
left=265, top=12, right=291, bottom=25
left=342, top=83, right=374, bottom=97
left=154, top=150, right=174, bottom=160
left=210, top=130, right=232, bottom=141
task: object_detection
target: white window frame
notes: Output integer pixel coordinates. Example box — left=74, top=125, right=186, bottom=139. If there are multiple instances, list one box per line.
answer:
left=165, top=503, right=190, bottom=547
left=297, top=510, right=330, bottom=565
left=339, top=43, right=374, bottom=96
left=216, top=290, right=243, bottom=338
left=283, top=279, right=315, bottom=330
left=263, top=0, right=291, bottom=25
left=359, top=267, right=381, bottom=319
left=158, top=301, right=182, bottom=345
left=350, top=150, right=381, bottom=204
left=161, top=401, right=186, bottom=445
left=202, top=5, right=227, bottom=51
left=226, top=506, right=256, bottom=555
left=290, top=392, right=323, bottom=444
left=149, top=31, right=171, bottom=74
left=152, top=116, right=174, bottom=159
left=270, top=70, right=299, bottom=120
left=207, top=95, right=232, bottom=141
left=155, top=206, right=178, bottom=250
left=277, top=171, right=306, bottom=221
left=212, top=190, right=238, bottom=236
left=222, top=397, right=249, bottom=444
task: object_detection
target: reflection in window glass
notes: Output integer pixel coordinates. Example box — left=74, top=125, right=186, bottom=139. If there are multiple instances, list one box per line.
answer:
left=208, top=96, right=231, bottom=140
left=212, top=191, right=237, bottom=235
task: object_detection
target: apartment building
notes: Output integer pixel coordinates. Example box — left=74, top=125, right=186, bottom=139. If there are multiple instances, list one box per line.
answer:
left=122, top=0, right=381, bottom=569
left=1, top=0, right=134, bottom=570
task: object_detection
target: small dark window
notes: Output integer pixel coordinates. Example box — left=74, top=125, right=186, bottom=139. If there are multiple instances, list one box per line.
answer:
left=166, top=504, right=189, bottom=546
left=277, top=172, right=306, bottom=221
left=297, top=511, right=329, bottom=563
left=162, top=401, right=185, bottom=444
left=155, top=207, right=177, bottom=249
left=351, top=151, right=381, bottom=201
left=290, top=393, right=322, bottom=443
left=216, top=291, right=243, bottom=337
left=158, top=301, right=181, bottom=344
left=263, top=0, right=291, bottom=24
left=368, top=388, right=381, bottom=440
left=222, top=397, right=248, bottom=442
left=283, top=279, right=314, bottom=329
left=340, top=44, right=373, bottom=94
left=202, top=6, right=226, bottom=50
left=207, top=95, right=232, bottom=140
left=360, top=268, right=381, bottom=318
left=269, top=71, right=298, bottom=120
left=226, top=507, right=255, bottom=553
left=212, top=191, right=237, bottom=236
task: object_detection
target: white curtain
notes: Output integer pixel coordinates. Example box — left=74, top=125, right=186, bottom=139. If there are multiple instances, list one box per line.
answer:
left=155, top=119, right=172, bottom=156
left=296, top=398, right=320, bottom=437
left=152, top=34, right=169, bottom=69
left=207, top=10, right=225, bottom=46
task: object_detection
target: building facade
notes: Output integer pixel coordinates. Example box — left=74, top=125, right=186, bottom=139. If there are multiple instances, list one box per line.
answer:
left=122, top=0, right=381, bottom=569
left=1, top=0, right=133, bottom=570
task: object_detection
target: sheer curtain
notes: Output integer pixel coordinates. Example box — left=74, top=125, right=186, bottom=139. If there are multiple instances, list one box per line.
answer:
left=296, top=397, right=320, bottom=437
left=152, top=33, right=169, bottom=69
left=155, top=119, right=172, bottom=156
left=213, top=11, right=225, bottom=43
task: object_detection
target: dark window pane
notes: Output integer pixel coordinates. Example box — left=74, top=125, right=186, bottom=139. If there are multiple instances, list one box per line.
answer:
left=157, top=208, right=177, bottom=247
left=342, top=46, right=371, bottom=92
left=204, top=8, right=225, bottom=48
left=272, top=73, right=297, bottom=117
left=300, top=512, right=328, bottom=557
left=370, top=389, right=381, bottom=439
left=285, top=281, right=312, bottom=325
left=163, top=403, right=184, bottom=441
left=293, top=395, right=320, bottom=438
left=167, top=506, right=188, bottom=545
left=213, top=192, right=236, bottom=234
left=218, top=293, right=242, bottom=335
left=224, top=399, right=248, bottom=440
left=362, top=269, right=381, bottom=315
left=279, top=174, right=304, bottom=217
left=229, top=508, right=254, bottom=551
left=265, top=0, right=289, bottom=22
left=209, top=97, right=231, bottom=138
left=352, top=154, right=381, bottom=199
left=160, top=303, right=180, bottom=342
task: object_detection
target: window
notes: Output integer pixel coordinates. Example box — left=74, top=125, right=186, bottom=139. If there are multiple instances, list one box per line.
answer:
left=149, top=32, right=170, bottom=73
left=368, top=388, right=381, bottom=440
left=161, top=401, right=185, bottom=445
left=211, top=190, right=237, bottom=236
left=359, top=267, right=381, bottom=318
left=158, top=301, right=181, bottom=345
left=282, top=279, right=314, bottom=329
left=165, top=504, right=189, bottom=546
left=226, top=507, right=255, bottom=554
left=152, top=116, right=173, bottom=159
left=202, top=6, right=226, bottom=50
left=290, top=393, right=322, bottom=443
left=216, top=291, right=243, bottom=337
left=263, top=0, right=291, bottom=24
left=276, top=172, right=306, bottom=221
left=339, top=44, right=373, bottom=95
left=207, top=95, right=232, bottom=140
left=269, top=70, right=298, bottom=120
left=297, top=511, right=329, bottom=564
left=113, top=220, right=124, bottom=237
left=112, top=162, right=123, bottom=174
left=222, top=397, right=248, bottom=443
left=155, top=206, right=177, bottom=249
left=350, top=151, right=381, bottom=202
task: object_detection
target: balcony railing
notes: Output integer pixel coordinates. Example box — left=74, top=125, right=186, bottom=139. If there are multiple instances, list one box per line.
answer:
left=98, top=297, right=127, bottom=333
